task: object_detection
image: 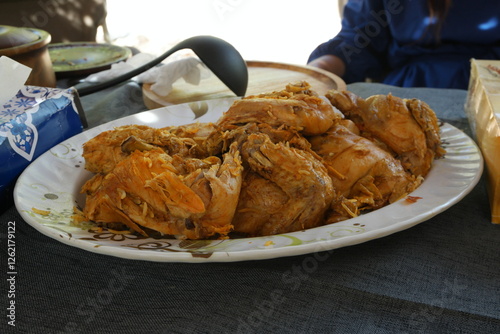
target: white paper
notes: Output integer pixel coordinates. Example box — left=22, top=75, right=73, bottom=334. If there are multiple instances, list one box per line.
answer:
left=136, top=57, right=211, bottom=96
left=0, top=56, right=32, bottom=106
left=84, top=54, right=211, bottom=96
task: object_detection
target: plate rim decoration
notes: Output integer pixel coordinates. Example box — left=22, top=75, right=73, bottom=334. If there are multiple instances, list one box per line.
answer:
left=13, top=98, right=484, bottom=263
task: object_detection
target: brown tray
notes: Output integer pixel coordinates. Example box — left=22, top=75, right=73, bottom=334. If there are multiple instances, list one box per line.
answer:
left=142, top=60, right=346, bottom=109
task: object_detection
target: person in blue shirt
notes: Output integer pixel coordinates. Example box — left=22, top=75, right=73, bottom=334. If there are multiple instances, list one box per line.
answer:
left=307, top=0, right=500, bottom=89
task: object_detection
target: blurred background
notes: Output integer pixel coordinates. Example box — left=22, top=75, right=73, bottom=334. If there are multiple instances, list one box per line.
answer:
left=103, top=0, right=342, bottom=64
left=1, top=0, right=342, bottom=64
left=10, top=0, right=335, bottom=65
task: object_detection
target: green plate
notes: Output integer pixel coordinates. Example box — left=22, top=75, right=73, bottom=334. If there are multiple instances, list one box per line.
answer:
left=49, top=42, right=131, bottom=77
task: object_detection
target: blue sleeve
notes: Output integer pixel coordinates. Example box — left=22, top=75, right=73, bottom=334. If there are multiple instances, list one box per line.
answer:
left=308, top=0, right=392, bottom=83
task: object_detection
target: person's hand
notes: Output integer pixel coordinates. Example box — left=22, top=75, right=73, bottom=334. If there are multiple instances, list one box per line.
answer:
left=308, top=54, right=346, bottom=78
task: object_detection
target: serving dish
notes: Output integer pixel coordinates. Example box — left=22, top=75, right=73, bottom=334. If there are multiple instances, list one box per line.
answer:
left=48, top=42, right=131, bottom=77
left=14, top=98, right=483, bottom=262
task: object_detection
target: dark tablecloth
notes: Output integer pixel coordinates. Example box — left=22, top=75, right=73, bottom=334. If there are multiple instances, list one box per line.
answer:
left=1, top=82, right=499, bottom=334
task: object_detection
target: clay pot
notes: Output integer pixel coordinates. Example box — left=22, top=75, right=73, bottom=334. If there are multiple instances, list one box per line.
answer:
left=0, top=25, right=56, bottom=87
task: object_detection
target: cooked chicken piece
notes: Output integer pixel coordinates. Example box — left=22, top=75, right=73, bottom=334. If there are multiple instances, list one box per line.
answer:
left=164, top=122, right=217, bottom=156
left=254, top=81, right=319, bottom=97
left=232, top=133, right=334, bottom=236
left=405, top=98, right=446, bottom=158
left=232, top=171, right=289, bottom=234
left=82, top=125, right=151, bottom=174
left=205, top=122, right=312, bottom=157
left=309, top=124, right=421, bottom=220
left=186, top=142, right=243, bottom=238
left=326, top=90, right=445, bottom=177
left=82, top=125, right=206, bottom=174
left=81, top=145, right=243, bottom=239
left=81, top=148, right=203, bottom=236
left=217, top=81, right=341, bottom=135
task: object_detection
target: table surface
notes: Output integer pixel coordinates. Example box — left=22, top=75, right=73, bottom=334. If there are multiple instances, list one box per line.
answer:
left=1, top=81, right=499, bottom=334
